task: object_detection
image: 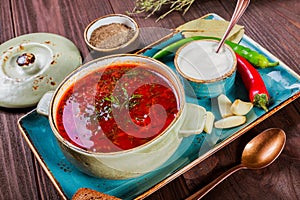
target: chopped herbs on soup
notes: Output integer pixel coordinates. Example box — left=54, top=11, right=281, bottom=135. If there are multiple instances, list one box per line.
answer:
left=56, top=63, right=179, bottom=153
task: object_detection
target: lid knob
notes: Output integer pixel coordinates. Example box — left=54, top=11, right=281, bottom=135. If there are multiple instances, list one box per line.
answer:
left=16, top=53, right=36, bottom=66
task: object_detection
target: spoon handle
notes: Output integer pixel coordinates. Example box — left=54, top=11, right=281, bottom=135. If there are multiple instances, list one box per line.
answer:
left=185, top=164, right=246, bottom=200
left=216, top=0, right=250, bottom=53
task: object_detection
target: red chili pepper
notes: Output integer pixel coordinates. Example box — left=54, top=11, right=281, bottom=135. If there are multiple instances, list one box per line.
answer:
left=235, top=53, right=270, bottom=111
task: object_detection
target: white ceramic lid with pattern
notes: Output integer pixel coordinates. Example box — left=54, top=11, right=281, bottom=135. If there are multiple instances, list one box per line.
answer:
left=0, top=33, right=82, bottom=108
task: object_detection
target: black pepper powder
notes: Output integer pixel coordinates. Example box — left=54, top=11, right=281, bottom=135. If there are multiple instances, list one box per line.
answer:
left=89, top=23, right=135, bottom=49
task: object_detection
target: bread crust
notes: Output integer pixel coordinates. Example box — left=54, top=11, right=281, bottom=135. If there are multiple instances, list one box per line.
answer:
left=72, top=188, right=121, bottom=200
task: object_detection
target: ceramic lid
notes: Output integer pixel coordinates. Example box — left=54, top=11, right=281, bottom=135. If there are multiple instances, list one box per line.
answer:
left=0, top=33, right=82, bottom=108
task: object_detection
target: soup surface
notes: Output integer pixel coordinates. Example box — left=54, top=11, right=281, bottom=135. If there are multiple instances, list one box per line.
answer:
left=56, top=63, right=179, bottom=153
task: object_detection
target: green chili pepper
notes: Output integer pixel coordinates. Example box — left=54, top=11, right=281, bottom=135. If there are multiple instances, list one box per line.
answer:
left=152, top=36, right=279, bottom=68
left=152, top=37, right=197, bottom=59
left=226, top=40, right=279, bottom=68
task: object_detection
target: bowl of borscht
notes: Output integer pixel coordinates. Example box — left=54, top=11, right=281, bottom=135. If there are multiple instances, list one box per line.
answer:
left=37, top=54, right=207, bottom=179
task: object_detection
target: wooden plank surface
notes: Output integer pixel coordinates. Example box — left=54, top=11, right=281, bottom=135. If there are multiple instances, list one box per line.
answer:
left=0, top=0, right=299, bottom=199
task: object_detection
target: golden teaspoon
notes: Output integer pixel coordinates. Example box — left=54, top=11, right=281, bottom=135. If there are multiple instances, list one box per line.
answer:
left=186, top=128, right=286, bottom=200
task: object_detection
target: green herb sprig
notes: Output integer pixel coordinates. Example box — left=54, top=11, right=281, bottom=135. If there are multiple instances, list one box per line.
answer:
left=128, top=0, right=196, bottom=21
left=104, top=87, right=142, bottom=110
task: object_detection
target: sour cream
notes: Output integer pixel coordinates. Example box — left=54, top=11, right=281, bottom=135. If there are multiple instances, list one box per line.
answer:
left=175, top=40, right=235, bottom=81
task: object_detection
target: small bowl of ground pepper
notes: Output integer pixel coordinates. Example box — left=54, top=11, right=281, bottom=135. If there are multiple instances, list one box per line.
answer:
left=84, top=14, right=139, bottom=56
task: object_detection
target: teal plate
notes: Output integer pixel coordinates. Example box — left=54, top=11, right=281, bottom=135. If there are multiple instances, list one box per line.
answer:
left=18, top=14, right=300, bottom=199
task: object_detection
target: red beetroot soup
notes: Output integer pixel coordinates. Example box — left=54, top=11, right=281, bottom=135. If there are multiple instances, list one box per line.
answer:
left=55, top=63, right=180, bottom=153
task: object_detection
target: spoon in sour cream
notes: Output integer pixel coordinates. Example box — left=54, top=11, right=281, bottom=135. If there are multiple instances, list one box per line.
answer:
left=216, top=0, right=250, bottom=53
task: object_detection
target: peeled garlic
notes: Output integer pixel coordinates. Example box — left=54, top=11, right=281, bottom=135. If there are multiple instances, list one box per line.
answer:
left=217, top=94, right=233, bottom=118
left=214, top=115, right=246, bottom=129
left=204, top=111, right=215, bottom=134
left=230, top=99, right=253, bottom=116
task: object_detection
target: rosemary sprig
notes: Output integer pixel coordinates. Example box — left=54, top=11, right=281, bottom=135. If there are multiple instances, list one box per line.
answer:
left=128, top=0, right=196, bottom=21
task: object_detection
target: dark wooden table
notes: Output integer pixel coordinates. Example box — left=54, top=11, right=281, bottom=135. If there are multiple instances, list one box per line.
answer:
left=1, top=0, right=299, bottom=199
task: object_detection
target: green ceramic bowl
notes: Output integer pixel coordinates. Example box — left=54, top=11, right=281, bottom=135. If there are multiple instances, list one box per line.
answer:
left=37, top=54, right=207, bottom=179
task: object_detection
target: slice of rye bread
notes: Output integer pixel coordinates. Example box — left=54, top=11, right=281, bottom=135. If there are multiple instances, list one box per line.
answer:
left=72, top=188, right=121, bottom=200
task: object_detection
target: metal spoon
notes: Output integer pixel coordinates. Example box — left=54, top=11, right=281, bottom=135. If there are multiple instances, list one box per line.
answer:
left=186, top=128, right=286, bottom=200
left=216, top=0, right=250, bottom=53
